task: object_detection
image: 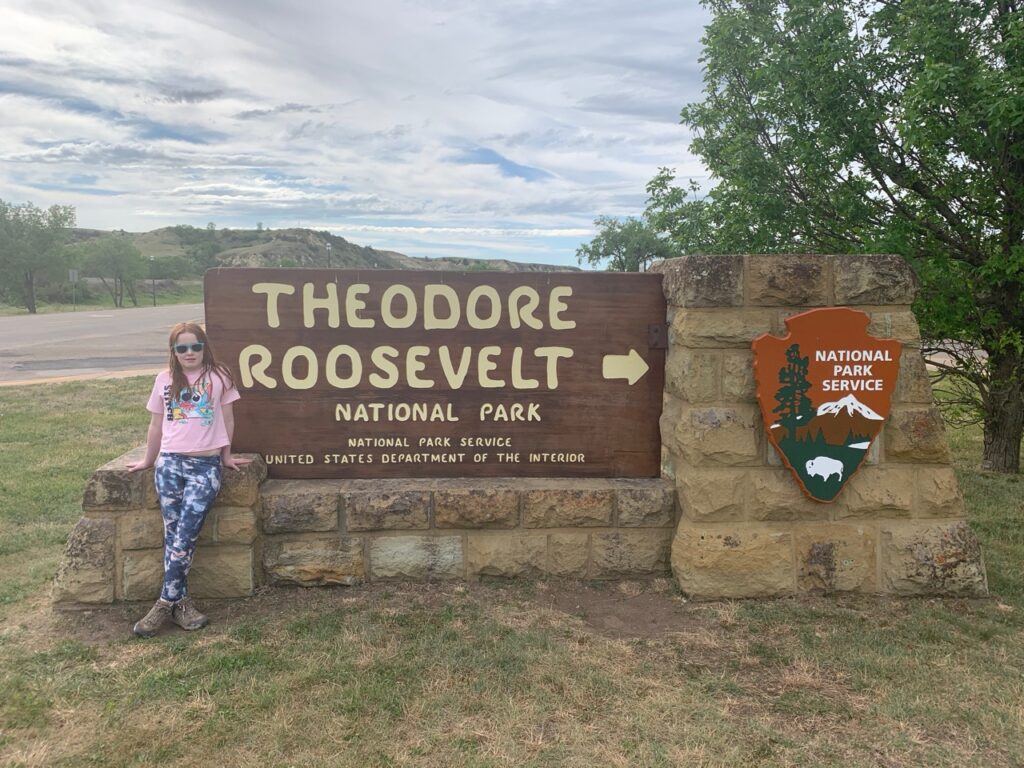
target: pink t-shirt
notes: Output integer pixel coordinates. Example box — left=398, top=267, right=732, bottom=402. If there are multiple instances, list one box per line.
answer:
left=146, top=369, right=241, bottom=454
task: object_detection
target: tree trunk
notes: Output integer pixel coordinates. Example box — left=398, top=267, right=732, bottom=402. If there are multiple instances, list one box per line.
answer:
left=98, top=276, right=116, bottom=306
left=981, top=348, right=1023, bottom=473
left=23, top=270, right=37, bottom=314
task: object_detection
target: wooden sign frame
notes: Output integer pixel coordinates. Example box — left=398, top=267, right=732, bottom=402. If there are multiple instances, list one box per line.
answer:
left=204, top=269, right=666, bottom=479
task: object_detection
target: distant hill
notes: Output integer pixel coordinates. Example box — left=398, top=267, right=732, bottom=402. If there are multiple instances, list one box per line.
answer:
left=70, top=226, right=577, bottom=273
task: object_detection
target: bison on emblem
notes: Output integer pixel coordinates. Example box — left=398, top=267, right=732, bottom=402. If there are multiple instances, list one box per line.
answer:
left=805, top=456, right=844, bottom=483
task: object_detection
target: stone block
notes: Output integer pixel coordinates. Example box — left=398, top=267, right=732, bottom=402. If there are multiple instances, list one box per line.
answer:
left=867, top=311, right=922, bottom=346
left=261, top=480, right=339, bottom=533
left=467, top=532, right=547, bottom=578
left=524, top=488, right=613, bottom=528
left=197, top=510, right=215, bottom=544
left=747, top=255, right=829, bottom=306
left=369, top=535, right=463, bottom=580
left=263, top=535, right=365, bottom=586
left=864, top=438, right=881, bottom=466
left=82, top=452, right=144, bottom=511
left=914, top=467, right=966, bottom=518
left=435, top=486, right=519, bottom=529
left=345, top=489, right=430, bottom=531
left=661, top=446, right=674, bottom=480
left=794, top=523, right=876, bottom=592
left=676, top=467, right=747, bottom=522
left=120, top=510, right=164, bottom=550
left=615, top=480, right=676, bottom=527
left=190, top=546, right=255, bottom=598
left=839, top=467, right=915, bottom=518
left=833, top=254, right=917, bottom=305
left=895, top=351, right=934, bottom=404
left=656, top=254, right=744, bottom=308
left=880, top=521, right=987, bottom=596
left=884, top=408, right=952, bottom=463
left=591, top=530, right=672, bottom=578
left=216, top=455, right=267, bottom=506
left=142, top=468, right=160, bottom=509
left=52, top=518, right=116, bottom=604
left=665, top=348, right=719, bottom=402
left=721, top=351, right=756, bottom=402
left=122, top=549, right=163, bottom=601
left=748, top=470, right=833, bottom=521
left=672, top=524, right=795, bottom=599
left=216, top=507, right=258, bottom=544
left=671, top=309, right=778, bottom=349
left=676, top=406, right=762, bottom=467
left=659, top=396, right=683, bottom=457
left=549, top=533, right=589, bottom=577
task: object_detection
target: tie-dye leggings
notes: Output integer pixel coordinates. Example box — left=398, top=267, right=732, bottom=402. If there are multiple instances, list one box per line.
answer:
left=154, top=452, right=222, bottom=602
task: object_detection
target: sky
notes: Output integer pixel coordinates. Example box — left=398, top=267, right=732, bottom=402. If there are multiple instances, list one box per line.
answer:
left=0, top=0, right=711, bottom=268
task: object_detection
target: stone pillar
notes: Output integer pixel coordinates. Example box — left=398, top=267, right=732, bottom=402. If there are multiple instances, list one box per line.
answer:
left=52, top=449, right=267, bottom=607
left=653, top=254, right=987, bottom=599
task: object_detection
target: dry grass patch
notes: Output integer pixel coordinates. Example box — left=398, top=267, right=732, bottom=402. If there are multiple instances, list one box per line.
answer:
left=2, top=580, right=1023, bottom=767
left=2, top=378, right=1024, bottom=766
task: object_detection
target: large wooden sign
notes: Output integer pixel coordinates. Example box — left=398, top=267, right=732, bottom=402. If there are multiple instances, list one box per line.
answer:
left=753, top=308, right=901, bottom=502
left=205, top=269, right=666, bottom=479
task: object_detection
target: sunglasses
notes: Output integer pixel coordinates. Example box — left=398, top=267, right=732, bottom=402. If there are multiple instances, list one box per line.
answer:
left=173, top=342, right=205, bottom=354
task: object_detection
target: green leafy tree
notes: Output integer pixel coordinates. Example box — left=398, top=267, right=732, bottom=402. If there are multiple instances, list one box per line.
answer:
left=150, top=254, right=194, bottom=280
left=774, top=343, right=815, bottom=440
left=80, top=235, right=147, bottom=307
left=647, top=0, right=1024, bottom=472
left=576, top=216, right=676, bottom=272
left=172, top=224, right=221, bottom=271
left=0, top=199, right=76, bottom=313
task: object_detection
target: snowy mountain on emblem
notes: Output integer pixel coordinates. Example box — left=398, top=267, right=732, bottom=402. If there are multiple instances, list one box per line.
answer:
left=816, top=394, right=883, bottom=420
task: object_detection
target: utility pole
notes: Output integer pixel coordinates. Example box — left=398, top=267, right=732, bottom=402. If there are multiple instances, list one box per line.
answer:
left=326, top=241, right=332, bottom=268
left=150, top=255, right=156, bottom=307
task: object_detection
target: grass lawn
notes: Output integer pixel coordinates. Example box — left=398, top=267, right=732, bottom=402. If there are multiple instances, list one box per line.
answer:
left=0, top=281, right=204, bottom=316
left=1, top=378, right=1023, bottom=767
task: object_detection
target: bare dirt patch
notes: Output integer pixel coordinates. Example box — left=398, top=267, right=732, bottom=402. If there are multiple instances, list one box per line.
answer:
left=8, top=580, right=705, bottom=652
left=535, top=579, right=704, bottom=639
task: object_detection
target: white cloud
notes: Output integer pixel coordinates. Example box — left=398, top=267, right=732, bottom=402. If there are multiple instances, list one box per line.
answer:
left=0, top=0, right=710, bottom=267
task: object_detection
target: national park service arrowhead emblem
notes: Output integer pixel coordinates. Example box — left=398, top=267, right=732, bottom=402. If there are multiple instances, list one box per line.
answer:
left=753, top=308, right=901, bottom=503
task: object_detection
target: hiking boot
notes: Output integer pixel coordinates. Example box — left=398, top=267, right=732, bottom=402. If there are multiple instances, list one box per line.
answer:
left=132, top=599, right=173, bottom=638
left=172, top=596, right=209, bottom=631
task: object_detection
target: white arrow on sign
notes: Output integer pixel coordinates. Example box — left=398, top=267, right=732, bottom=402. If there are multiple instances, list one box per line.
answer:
left=601, top=348, right=649, bottom=385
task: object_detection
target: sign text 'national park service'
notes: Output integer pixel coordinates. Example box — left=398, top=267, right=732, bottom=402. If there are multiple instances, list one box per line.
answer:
left=753, top=308, right=901, bottom=502
left=204, top=269, right=666, bottom=479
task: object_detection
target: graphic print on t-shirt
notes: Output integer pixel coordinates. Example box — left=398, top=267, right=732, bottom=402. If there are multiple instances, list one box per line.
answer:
left=164, top=378, right=214, bottom=427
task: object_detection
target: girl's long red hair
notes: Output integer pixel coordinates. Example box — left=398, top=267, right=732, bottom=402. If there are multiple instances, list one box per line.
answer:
left=167, top=322, right=235, bottom=398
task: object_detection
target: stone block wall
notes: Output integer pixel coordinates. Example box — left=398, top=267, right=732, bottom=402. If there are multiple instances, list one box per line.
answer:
left=53, top=253, right=987, bottom=604
left=53, top=447, right=267, bottom=605
left=653, top=254, right=987, bottom=599
left=260, top=477, right=674, bottom=585
left=53, top=452, right=676, bottom=606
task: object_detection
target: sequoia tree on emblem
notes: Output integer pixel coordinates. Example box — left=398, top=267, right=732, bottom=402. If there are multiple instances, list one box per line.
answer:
left=753, top=308, right=902, bottom=502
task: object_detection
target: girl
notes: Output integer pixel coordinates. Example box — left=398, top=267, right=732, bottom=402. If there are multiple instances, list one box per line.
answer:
left=127, top=322, right=250, bottom=638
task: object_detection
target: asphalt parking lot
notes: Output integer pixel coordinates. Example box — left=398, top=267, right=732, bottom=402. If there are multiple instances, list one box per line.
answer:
left=0, top=303, right=204, bottom=386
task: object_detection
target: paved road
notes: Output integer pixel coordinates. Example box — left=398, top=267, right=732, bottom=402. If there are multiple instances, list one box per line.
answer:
left=0, top=304, right=205, bottom=385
